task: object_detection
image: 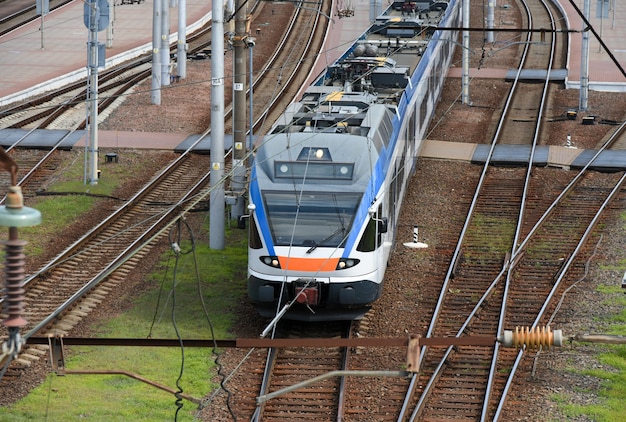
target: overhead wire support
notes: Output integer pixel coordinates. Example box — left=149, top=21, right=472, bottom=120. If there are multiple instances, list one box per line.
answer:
left=433, top=24, right=624, bottom=78
left=210, top=0, right=226, bottom=249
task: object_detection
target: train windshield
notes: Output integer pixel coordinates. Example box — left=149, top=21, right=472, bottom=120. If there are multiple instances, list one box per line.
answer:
left=264, top=191, right=362, bottom=247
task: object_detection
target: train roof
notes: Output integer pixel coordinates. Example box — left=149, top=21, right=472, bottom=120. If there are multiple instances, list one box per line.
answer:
left=255, top=102, right=394, bottom=192
left=253, top=0, right=452, bottom=192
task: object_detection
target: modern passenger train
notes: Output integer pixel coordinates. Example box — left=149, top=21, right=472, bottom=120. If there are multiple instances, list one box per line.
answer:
left=247, top=0, right=461, bottom=320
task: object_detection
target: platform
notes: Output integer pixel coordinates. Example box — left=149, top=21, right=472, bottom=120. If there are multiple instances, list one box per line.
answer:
left=0, top=0, right=623, bottom=154
left=445, top=0, right=626, bottom=91
left=421, top=139, right=626, bottom=172
left=0, top=0, right=212, bottom=106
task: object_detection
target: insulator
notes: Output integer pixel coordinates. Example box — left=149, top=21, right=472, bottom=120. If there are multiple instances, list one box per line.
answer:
left=2, top=238, right=28, bottom=328
left=499, top=326, right=563, bottom=349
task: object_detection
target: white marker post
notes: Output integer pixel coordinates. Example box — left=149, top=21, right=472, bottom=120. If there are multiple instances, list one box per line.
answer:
left=404, top=225, right=428, bottom=249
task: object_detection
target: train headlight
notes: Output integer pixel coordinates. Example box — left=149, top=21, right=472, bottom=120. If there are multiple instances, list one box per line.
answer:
left=336, top=258, right=360, bottom=270
left=260, top=256, right=281, bottom=268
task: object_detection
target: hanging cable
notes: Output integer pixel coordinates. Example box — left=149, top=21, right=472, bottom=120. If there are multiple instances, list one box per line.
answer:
left=189, top=222, right=237, bottom=421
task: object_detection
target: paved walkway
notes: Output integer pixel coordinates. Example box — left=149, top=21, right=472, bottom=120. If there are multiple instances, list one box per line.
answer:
left=0, top=0, right=623, bottom=150
left=562, top=0, right=626, bottom=91
left=443, top=0, right=626, bottom=91
left=0, top=0, right=212, bottom=105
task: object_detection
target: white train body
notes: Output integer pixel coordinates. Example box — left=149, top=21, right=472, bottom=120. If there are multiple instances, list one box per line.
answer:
left=247, top=0, right=460, bottom=320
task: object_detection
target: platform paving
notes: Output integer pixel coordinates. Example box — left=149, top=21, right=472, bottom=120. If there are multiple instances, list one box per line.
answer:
left=0, top=0, right=623, bottom=152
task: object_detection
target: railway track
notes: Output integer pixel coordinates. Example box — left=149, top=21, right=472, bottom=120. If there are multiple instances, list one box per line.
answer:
left=199, top=0, right=621, bottom=420
left=253, top=321, right=352, bottom=420
left=0, top=0, right=331, bottom=388
left=2, top=0, right=623, bottom=419
left=0, top=0, right=71, bottom=36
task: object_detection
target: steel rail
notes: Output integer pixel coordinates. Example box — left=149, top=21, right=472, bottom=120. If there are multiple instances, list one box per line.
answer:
left=252, top=320, right=352, bottom=421
left=398, top=0, right=539, bottom=418
left=483, top=0, right=558, bottom=418
left=487, top=120, right=626, bottom=417
left=20, top=144, right=226, bottom=341
left=402, top=0, right=563, bottom=418
left=493, top=169, right=626, bottom=420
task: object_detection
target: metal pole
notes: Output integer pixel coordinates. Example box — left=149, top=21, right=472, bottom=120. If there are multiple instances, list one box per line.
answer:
left=161, top=0, right=170, bottom=86
left=40, top=13, right=45, bottom=50
left=87, top=0, right=99, bottom=185
left=462, top=0, right=470, bottom=104
left=486, top=0, right=494, bottom=43
left=106, top=0, right=113, bottom=48
left=231, top=0, right=248, bottom=219
left=152, top=0, right=162, bottom=105
left=249, top=41, right=254, bottom=151
left=579, top=0, right=590, bottom=111
left=36, top=0, right=49, bottom=49
left=210, top=0, right=225, bottom=249
left=177, top=0, right=187, bottom=79
left=598, top=0, right=604, bottom=53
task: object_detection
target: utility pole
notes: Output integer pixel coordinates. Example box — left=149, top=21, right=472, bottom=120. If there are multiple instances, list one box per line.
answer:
left=36, top=0, right=49, bottom=49
left=231, top=0, right=249, bottom=220
left=579, top=0, right=590, bottom=111
left=161, top=0, right=170, bottom=86
left=177, top=0, right=187, bottom=79
left=486, top=0, right=494, bottom=43
left=210, top=0, right=226, bottom=249
left=151, top=0, right=162, bottom=105
left=106, top=0, right=114, bottom=48
left=84, top=0, right=109, bottom=185
left=462, top=0, right=470, bottom=105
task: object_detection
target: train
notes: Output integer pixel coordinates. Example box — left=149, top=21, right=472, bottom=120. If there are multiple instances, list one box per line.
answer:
left=246, top=0, right=461, bottom=320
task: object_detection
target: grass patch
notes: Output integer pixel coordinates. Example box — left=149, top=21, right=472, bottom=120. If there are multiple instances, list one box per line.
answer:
left=0, top=213, right=248, bottom=420
left=555, top=285, right=626, bottom=421
left=0, top=149, right=248, bottom=419
left=559, top=350, right=626, bottom=422
left=0, top=150, right=142, bottom=258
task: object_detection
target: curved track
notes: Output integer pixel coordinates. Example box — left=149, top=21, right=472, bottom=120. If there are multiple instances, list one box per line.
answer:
left=0, top=0, right=332, bottom=387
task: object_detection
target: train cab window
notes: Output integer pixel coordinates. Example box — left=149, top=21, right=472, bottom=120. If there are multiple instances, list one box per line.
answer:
left=263, top=191, right=361, bottom=247
left=357, top=218, right=377, bottom=252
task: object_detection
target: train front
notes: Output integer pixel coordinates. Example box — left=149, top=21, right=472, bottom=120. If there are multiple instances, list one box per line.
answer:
left=247, top=93, right=391, bottom=321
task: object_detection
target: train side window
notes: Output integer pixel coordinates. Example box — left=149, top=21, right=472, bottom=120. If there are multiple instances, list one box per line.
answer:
left=249, top=216, right=263, bottom=249
left=357, top=218, right=377, bottom=252
left=357, top=207, right=384, bottom=252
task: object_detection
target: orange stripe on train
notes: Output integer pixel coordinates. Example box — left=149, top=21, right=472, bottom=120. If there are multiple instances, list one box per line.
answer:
left=278, top=256, right=339, bottom=272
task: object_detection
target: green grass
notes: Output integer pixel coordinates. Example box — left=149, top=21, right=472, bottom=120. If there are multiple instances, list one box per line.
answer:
left=549, top=208, right=626, bottom=421
left=0, top=151, right=248, bottom=420
left=554, top=281, right=626, bottom=421
left=1, top=150, right=140, bottom=257
left=0, top=227, right=247, bottom=421
left=558, top=350, right=626, bottom=422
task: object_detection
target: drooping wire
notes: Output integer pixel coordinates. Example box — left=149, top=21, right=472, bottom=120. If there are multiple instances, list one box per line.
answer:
left=530, top=234, right=604, bottom=377
left=148, top=254, right=174, bottom=338
left=168, top=219, right=192, bottom=421
left=188, top=224, right=237, bottom=421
